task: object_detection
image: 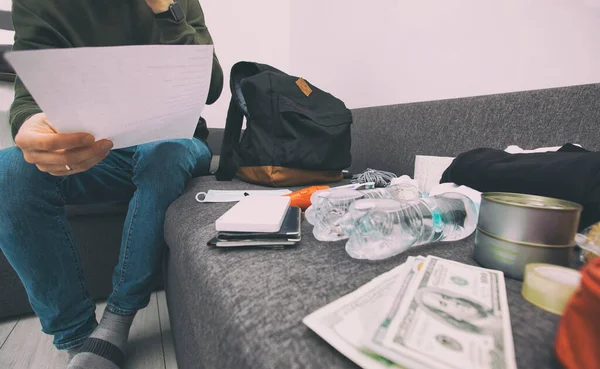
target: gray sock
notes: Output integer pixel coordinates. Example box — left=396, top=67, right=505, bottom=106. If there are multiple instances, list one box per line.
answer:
left=67, top=346, right=81, bottom=363
left=67, top=310, right=135, bottom=369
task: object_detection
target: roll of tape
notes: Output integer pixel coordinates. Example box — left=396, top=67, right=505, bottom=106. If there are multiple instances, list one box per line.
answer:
left=521, top=264, right=581, bottom=315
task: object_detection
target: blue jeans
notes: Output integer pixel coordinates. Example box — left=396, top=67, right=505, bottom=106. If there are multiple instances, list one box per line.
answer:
left=0, top=138, right=211, bottom=350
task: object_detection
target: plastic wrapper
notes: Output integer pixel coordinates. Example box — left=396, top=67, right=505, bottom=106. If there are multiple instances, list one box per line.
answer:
left=575, top=222, right=600, bottom=264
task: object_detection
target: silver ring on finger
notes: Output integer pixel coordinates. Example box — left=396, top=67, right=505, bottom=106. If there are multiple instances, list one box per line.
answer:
left=65, top=164, right=73, bottom=171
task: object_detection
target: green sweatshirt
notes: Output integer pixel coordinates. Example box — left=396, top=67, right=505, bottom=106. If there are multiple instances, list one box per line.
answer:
left=9, top=0, right=224, bottom=139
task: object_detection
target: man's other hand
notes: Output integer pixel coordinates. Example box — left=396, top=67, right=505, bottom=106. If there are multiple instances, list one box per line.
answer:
left=15, top=113, right=113, bottom=176
left=146, top=0, right=174, bottom=14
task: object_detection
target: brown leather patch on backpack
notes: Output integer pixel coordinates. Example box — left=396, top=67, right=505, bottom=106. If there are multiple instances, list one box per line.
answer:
left=295, top=78, right=313, bottom=97
left=237, top=166, right=342, bottom=187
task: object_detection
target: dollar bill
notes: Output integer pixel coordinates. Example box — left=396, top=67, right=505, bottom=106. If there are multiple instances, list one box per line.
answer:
left=361, top=256, right=430, bottom=369
left=303, top=257, right=424, bottom=369
left=370, top=256, right=426, bottom=347
left=371, top=256, right=516, bottom=369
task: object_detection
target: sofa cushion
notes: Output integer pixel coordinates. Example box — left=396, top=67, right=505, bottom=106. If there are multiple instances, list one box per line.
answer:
left=350, top=83, right=600, bottom=177
left=164, top=176, right=563, bottom=369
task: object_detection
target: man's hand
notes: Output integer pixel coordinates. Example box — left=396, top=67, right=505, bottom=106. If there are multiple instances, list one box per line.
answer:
left=15, top=113, right=113, bottom=176
left=146, top=0, right=174, bottom=14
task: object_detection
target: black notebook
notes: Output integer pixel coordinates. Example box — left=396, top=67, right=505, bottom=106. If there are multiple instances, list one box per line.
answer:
left=207, top=206, right=301, bottom=248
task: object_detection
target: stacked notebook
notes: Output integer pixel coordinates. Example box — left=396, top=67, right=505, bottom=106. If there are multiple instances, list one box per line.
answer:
left=208, top=197, right=302, bottom=249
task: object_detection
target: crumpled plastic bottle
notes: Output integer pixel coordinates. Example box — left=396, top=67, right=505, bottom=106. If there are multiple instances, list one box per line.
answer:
left=306, top=176, right=423, bottom=241
left=340, top=193, right=479, bottom=260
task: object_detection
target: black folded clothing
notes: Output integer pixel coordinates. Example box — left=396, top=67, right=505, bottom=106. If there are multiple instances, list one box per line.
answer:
left=441, top=145, right=600, bottom=230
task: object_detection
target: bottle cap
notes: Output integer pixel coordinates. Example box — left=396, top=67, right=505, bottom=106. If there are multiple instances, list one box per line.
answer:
left=285, top=186, right=330, bottom=210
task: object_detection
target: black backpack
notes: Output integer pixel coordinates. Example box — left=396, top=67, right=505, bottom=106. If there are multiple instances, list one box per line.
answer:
left=215, top=62, right=352, bottom=187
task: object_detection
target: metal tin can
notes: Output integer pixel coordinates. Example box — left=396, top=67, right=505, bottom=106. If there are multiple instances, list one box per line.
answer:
left=478, top=193, right=581, bottom=246
left=474, top=193, right=582, bottom=280
left=474, top=228, right=573, bottom=280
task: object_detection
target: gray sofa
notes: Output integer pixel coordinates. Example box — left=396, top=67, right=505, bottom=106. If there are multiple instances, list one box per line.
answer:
left=164, top=83, right=600, bottom=369
left=1, top=83, right=599, bottom=369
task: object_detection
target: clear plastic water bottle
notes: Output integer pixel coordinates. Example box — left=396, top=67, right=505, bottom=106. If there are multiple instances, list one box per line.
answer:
left=341, top=192, right=478, bottom=260
left=305, top=176, right=421, bottom=225
left=307, top=183, right=423, bottom=241
left=309, top=189, right=366, bottom=241
left=305, top=189, right=337, bottom=226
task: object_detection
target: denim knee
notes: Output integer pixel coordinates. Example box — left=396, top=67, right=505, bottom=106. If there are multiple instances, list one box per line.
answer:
left=133, top=138, right=212, bottom=184
left=0, top=147, right=58, bottom=217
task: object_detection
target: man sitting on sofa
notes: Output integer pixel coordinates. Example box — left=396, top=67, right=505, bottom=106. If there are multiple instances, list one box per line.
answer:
left=0, top=1, right=223, bottom=368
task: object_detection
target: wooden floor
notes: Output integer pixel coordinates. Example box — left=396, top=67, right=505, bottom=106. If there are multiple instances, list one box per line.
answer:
left=0, top=291, right=178, bottom=369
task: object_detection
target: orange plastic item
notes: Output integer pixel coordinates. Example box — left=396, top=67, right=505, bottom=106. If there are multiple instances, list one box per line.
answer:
left=285, top=185, right=330, bottom=210
left=555, top=256, right=600, bottom=369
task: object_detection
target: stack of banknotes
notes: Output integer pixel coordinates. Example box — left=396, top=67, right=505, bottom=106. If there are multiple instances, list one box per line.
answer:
left=303, top=256, right=517, bottom=369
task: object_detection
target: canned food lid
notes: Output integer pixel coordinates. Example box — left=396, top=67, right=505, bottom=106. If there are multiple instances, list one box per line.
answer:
left=477, top=227, right=575, bottom=248
left=482, top=192, right=582, bottom=211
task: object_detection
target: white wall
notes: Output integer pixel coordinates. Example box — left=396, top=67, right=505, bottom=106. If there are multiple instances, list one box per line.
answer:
left=289, top=0, right=600, bottom=109
left=200, top=0, right=292, bottom=129
left=1, top=0, right=599, bottom=133
left=204, top=0, right=600, bottom=127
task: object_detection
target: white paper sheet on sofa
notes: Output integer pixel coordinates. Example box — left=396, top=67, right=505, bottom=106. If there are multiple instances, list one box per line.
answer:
left=504, top=144, right=581, bottom=154
left=413, top=155, right=455, bottom=194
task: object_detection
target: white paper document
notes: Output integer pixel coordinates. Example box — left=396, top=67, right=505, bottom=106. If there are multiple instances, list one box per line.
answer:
left=5, top=45, right=214, bottom=149
left=413, top=155, right=455, bottom=194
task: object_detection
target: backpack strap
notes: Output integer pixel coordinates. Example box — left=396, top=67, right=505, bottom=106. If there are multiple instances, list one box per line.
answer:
left=215, top=61, right=285, bottom=181
left=214, top=98, right=244, bottom=181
